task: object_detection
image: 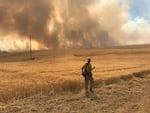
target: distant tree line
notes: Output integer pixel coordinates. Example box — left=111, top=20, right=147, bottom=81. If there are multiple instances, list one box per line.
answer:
left=0, top=50, right=8, bottom=54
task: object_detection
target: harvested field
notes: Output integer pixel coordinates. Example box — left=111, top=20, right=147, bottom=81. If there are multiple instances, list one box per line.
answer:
left=0, top=47, right=150, bottom=113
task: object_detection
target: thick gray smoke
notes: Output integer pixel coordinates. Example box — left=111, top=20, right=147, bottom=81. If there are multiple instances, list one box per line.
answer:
left=61, top=0, right=118, bottom=48
left=0, top=0, right=123, bottom=50
left=0, top=0, right=59, bottom=48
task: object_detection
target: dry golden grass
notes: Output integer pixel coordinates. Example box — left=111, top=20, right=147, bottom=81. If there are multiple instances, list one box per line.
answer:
left=0, top=47, right=150, bottom=102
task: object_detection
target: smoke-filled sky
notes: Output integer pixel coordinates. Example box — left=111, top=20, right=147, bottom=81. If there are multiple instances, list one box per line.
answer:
left=0, top=0, right=150, bottom=51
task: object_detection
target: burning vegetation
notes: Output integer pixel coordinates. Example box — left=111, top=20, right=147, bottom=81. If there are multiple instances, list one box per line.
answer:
left=0, top=0, right=149, bottom=50
left=0, top=0, right=130, bottom=50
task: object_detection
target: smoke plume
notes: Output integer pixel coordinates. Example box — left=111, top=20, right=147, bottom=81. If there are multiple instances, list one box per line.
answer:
left=0, top=0, right=149, bottom=51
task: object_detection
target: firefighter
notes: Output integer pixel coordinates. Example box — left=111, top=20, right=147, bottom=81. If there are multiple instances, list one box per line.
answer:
left=82, top=58, right=95, bottom=94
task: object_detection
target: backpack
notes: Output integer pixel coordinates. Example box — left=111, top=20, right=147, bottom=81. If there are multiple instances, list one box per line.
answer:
left=82, top=71, right=87, bottom=77
left=82, top=63, right=88, bottom=77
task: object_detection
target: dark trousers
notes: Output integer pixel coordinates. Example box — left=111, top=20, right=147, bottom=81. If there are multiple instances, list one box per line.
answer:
left=84, top=72, right=94, bottom=92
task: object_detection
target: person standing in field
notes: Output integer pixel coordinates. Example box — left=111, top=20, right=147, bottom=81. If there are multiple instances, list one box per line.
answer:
left=81, top=58, right=95, bottom=94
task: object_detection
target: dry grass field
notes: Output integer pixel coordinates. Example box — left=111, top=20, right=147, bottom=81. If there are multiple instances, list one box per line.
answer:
left=0, top=45, right=150, bottom=113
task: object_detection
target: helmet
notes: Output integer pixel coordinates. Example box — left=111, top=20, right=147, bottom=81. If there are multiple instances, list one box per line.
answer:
left=88, top=58, right=91, bottom=62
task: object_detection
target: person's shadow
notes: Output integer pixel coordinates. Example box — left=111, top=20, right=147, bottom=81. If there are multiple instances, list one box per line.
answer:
left=86, top=92, right=99, bottom=100
left=66, top=92, right=100, bottom=102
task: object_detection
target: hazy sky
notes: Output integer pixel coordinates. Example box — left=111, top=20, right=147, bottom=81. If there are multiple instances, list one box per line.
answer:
left=131, top=0, right=150, bottom=20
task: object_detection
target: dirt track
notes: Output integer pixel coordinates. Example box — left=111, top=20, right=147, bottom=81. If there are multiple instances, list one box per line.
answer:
left=1, top=73, right=150, bottom=113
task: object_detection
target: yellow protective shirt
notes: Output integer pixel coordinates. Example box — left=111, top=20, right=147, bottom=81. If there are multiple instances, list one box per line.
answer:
left=82, top=63, right=92, bottom=73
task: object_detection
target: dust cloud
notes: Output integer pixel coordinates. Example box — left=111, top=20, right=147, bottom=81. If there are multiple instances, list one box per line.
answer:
left=0, top=0, right=149, bottom=51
